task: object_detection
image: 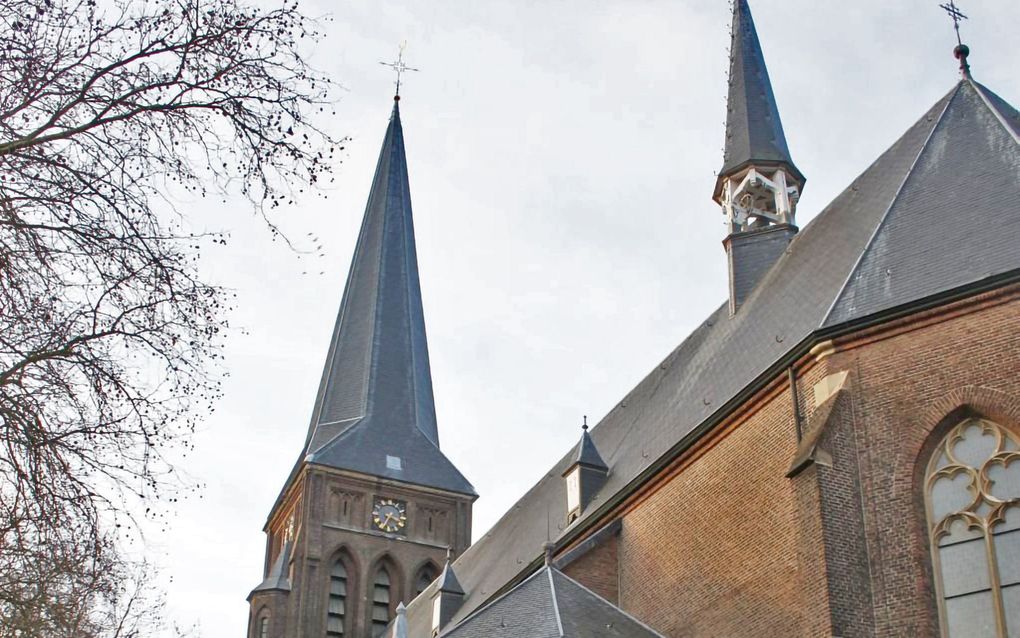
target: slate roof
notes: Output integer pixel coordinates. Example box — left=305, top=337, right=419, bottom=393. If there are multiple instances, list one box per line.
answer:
left=296, top=101, right=474, bottom=496
left=402, top=76, right=1020, bottom=636
left=437, top=559, right=466, bottom=595
left=716, top=0, right=802, bottom=191
left=571, top=426, right=608, bottom=471
left=438, top=567, right=663, bottom=638
left=249, top=539, right=292, bottom=595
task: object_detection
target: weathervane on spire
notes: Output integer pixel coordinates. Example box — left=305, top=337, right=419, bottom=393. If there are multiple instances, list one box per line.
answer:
left=379, top=41, right=420, bottom=100
left=939, top=1, right=971, bottom=77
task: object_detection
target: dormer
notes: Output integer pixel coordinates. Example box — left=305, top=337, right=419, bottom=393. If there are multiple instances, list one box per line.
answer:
left=431, top=553, right=465, bottom=636
left=562, top=418, right=609, bottom=524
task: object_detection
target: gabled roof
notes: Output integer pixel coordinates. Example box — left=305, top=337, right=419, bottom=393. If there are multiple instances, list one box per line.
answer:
left=438, top=567, right=663, bottom=638
left=401, top=76, right=1020, bottom=635
left=298, top=101, right=474, bottom=496
left=717, top=0, right=802, bottom=189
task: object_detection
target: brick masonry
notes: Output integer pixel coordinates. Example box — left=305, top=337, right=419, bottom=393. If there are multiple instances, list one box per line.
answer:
left=618, top=378, right=831, bottom=637
left=248, top=466, right=473, bottom=638
left=562, top=531, right=619, bottom=604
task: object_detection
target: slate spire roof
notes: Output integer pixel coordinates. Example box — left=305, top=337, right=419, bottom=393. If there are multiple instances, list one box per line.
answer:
left=717, top=0, right=803, bottom=190
left=437, top=557, right=466, bottom=595
left=572, top=423, right=607, bottom=472
left=298, top=100, right=474, bottom=496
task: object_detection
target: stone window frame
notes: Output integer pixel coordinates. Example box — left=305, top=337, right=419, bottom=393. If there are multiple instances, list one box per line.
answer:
left=923, top=416, right=1020, bottom=637
left=413, top=560, right=440, bottom=596
left=251, top=606, right=270, bottom=638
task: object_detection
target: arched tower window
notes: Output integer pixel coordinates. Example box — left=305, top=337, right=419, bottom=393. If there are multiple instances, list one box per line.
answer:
left=259, top=616, right=269, bottom=638
left=371, top=567, right=392, bottom=637
left=415, top=563, right=438, bottom=596
left=924, top=417, right=1020, bottom=637
left=326, top=558, right=350, bottom=637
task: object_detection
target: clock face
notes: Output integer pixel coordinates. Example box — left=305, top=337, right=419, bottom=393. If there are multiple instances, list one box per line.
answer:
left=372, top=498, right=407, bottom=533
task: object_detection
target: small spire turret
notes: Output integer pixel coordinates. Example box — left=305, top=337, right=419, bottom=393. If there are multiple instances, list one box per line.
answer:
left=714, top=0, right=803, bottom=313
left=432, top=552, right=466, bottom=635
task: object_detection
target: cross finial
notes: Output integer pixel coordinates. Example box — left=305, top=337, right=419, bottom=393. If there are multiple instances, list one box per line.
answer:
left=939, top=1, right=971, bottom=76
left=379, top=41, right=420, bottom=101
left=582, top=415, right=588, bottom=431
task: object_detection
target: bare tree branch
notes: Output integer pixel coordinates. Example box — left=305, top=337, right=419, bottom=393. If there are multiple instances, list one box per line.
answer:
left=0, top=0, right=342, bottom=631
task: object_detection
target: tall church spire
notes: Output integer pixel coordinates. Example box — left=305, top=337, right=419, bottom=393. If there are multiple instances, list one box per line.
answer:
left=714, top=0, right=805, bottom=313
left=248, top=97, right=475, bottom=638
left=300, top=100, right=473, bottom=495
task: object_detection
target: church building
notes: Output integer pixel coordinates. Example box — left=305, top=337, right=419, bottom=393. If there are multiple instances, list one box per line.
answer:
left=248, top=1, right=1020, bottom=636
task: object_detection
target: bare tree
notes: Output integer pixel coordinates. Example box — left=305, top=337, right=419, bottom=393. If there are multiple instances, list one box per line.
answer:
left=0, top=0, right=341, bottom=629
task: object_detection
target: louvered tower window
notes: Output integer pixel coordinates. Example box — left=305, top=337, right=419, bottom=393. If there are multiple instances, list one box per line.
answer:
left=415, top=564, right=437, bottom=596
left=925, top=418, right=1020, bottom=637
left=371, top=567, right=392, bottom=637
left=326, top=560, right=349, bottom=636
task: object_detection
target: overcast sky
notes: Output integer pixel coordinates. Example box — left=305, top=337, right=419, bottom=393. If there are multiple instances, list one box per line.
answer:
left=140, top=1, right=1020, bottom=634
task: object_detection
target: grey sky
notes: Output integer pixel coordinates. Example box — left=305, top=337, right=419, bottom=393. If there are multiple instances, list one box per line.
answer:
left=141, top=1, right=1020, bottom=634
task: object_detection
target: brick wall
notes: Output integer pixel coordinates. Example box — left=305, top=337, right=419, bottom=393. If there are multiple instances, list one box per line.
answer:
left=821, top=293, right=1020, bottom=636
left=618, top=381, right=831, bottom=637
left=562, top=531, right=619, bottom=603
left=613, top=290, right=1020, bottom=638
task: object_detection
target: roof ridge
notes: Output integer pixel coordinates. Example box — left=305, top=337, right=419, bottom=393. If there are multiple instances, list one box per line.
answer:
left=822, top=83, right=961, bottom=325
left=967, top=78, right=1020, bottom=145
left=551, top=569, right=667, bottom=637
left=438, top=566, right=551, bottom=635
left=547, top=568, right=564, bottom=637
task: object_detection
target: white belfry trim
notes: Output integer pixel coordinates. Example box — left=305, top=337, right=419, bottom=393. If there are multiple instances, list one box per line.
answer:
left=721, top=167, right=800, bottom=233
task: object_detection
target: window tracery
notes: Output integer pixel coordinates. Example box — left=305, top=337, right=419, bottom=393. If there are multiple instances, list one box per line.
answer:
left=925, top=417, right=1020, bottom=637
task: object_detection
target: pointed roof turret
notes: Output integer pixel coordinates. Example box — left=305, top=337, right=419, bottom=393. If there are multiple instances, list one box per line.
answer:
left=713, top=0, right=805, bottom=314
left=437, top=555, right=466, bottom=595
left=715, top=0, right=803, bottom=197
left=297, top=100, right=474, bottom=496
left=573, top=419, right=608, bottom=471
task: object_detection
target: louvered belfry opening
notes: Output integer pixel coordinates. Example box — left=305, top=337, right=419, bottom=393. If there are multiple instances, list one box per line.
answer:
left=371, top=567, right=392, bottom=636
left=326, top=560, right=349, bottom=636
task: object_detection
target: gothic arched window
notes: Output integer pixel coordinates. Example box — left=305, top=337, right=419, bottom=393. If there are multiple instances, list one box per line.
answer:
left=371, top=567, right=392, bottom=637
left=326, top=559, right=350, bottom=637
left=259, top=616, right=269, bottom=638
left=924, top=417, right=1020, bottom=637
left=415, top=564, right=438, bottom=596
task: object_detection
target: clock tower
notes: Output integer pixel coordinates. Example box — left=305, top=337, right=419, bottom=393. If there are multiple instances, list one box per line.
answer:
left=246, top=97, right=476, bottom=638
